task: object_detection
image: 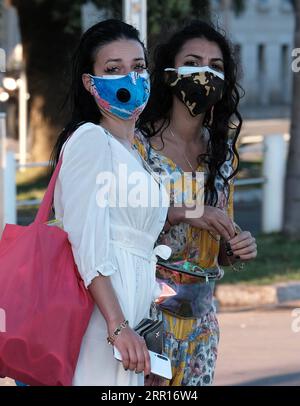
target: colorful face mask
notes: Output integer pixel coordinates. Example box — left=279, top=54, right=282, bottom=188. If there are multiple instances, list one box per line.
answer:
left=165, top=66, right=224, bottom=117
left=89, top=71, right=150, bottom=120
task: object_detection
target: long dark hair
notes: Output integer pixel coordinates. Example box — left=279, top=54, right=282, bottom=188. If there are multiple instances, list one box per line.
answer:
left=138, top=20, right=243, bottom=206
left=50, top=19, right=146, bottom=169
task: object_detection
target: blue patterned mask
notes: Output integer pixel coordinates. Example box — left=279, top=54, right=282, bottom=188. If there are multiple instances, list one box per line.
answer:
left=89, top=71, right=150, bottom=120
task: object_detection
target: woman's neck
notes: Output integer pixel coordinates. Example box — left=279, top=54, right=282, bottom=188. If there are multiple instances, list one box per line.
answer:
left=100, top=116, right=136, bottom=143
left=169, top=97, right=205, bottom=143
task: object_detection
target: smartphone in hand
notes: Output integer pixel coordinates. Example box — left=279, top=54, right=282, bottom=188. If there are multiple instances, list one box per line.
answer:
left=113, top=347, right=172, bottom=380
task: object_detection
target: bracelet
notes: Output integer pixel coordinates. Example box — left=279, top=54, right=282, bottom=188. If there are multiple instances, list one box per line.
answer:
left=107, top=319, right=129, bottom=345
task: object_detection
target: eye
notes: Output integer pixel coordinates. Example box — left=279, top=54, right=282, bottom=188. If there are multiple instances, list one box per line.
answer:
left=134, top=64, right=147, bottom=73
left=104, top=66, right=120, bottom=74
left=183, top=60, right=199, bottom=67
left=211, top=64, right=224, bottom=72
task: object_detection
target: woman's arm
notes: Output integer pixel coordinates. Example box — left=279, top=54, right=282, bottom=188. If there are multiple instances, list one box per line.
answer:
left=89, top=275, right=125, bottom=330
left=167, top=205, right=236, bottom=241
left=89, top=275, right=150, bottom=375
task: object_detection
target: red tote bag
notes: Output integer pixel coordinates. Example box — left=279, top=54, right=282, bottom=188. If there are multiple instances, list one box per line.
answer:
left=0, top=156, right=94, bottom=386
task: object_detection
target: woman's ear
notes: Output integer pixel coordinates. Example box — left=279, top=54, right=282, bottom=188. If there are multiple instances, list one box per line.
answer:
left=82, top=73, right=92, bottom=93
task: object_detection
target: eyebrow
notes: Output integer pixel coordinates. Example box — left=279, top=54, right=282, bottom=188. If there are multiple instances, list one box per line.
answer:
left=184, top=54, right=224, bottom=63
left=105, top=57, right=146, bottom=63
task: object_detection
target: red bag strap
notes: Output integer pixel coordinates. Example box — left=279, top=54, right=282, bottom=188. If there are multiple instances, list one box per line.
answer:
left=34, top=156, right=63, bottom=225
left=34, top=132, right=72, bottom=225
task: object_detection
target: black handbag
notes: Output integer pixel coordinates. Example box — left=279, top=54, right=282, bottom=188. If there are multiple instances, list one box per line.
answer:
left=134, top=318, right=164, bottom=354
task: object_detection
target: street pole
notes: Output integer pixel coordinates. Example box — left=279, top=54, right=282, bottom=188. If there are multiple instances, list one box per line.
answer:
left=122, top=0, right=147, bottom=45
left=18, top=68, right=28, bottom=172
left=0, top=112, right=7, bottom=233
left=262, top=134, right=287, bottom=233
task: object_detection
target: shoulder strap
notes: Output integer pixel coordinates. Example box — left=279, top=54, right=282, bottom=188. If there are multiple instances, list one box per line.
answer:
left=34, top=135, right=72, bottom=225
left=34, top=155, right=63, bottom=225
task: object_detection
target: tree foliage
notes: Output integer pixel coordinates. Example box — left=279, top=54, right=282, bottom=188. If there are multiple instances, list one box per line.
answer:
left=148, top=0, right=244, bottom=41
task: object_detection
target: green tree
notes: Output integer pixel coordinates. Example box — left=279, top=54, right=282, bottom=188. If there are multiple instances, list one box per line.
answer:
left=10, top=0, right=121, bottom=162
left=284, top=0, right=300, bottom=237
left=148, top=0, right=244, bottom=44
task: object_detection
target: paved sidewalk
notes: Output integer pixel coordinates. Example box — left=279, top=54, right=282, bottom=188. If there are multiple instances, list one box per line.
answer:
left=214, top=302, right=300, bottom=386
left=216, top=282, right=300, bottom=308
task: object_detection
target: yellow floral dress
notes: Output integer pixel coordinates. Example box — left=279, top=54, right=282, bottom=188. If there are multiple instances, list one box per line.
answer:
left=134, top=131, right=235, bottom=386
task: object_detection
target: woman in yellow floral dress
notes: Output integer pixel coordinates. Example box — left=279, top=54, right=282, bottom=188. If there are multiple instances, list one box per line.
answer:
left=136, top=20, right=257, bottom=386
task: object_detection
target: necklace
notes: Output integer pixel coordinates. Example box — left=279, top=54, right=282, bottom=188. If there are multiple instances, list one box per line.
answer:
left=169, top=127, right=202, bottom=173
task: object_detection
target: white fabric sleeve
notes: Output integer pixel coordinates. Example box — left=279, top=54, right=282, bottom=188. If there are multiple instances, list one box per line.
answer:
left=58, top=124, right=117, bottom=288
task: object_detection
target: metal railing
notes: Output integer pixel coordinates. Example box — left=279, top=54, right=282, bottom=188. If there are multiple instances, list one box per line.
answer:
left=235, top=177, right=265, bottom=187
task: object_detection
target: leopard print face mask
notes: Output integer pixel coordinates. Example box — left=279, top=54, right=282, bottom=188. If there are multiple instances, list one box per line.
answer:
left=165, top=67, right=224, bottom=117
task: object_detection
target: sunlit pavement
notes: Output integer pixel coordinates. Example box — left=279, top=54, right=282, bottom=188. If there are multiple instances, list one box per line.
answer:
left=214, top=302, right=300, bottom=386
left=1, top=302, right=300, bottom=387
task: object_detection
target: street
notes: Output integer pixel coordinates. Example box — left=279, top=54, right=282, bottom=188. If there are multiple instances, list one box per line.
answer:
left=1, top=303, right=300, bottom=387
left=214, top=302, right=300, bottom=386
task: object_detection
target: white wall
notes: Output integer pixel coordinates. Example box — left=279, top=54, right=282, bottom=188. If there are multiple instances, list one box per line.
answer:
left=212, top=0, right=295, bottom=109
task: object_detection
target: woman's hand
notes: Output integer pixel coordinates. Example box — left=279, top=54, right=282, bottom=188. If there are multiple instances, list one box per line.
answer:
left=168, top=205, right=236, bottom=241
left=228, top=231, right=257, bottom=261
left=109, top=323, right=151, bottom=375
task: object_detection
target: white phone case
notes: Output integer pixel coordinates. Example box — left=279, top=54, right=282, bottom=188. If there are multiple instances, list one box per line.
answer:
left=113, top=347, right=172, bottom=380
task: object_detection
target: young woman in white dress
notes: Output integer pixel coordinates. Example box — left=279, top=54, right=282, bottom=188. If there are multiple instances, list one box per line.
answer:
left=51, top=19, right=170, bottom=386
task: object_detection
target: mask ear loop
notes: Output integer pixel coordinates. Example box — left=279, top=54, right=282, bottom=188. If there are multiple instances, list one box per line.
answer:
left=87, top=74, right=96, bottom=96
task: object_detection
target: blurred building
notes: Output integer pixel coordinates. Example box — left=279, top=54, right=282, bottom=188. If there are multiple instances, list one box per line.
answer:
left=212, top=0, right=294, bottom=118
left=0, top=2, right=21, bottom=70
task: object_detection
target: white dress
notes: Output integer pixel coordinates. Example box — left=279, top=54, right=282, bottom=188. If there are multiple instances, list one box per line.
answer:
left=53, top=122, right=170, bottom=386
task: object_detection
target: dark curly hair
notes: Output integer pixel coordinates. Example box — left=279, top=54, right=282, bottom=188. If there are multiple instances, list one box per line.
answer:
left=50, top=19, right=147, bottom=169
left=138, top=20, right=243, bottom=206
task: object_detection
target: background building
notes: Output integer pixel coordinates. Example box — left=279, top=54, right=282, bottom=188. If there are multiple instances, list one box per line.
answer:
left=0, top=1, right=22, bottom=138
left=212, top=0, right=294, bottom=118
left=0, top=1, right=21, bottom=72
